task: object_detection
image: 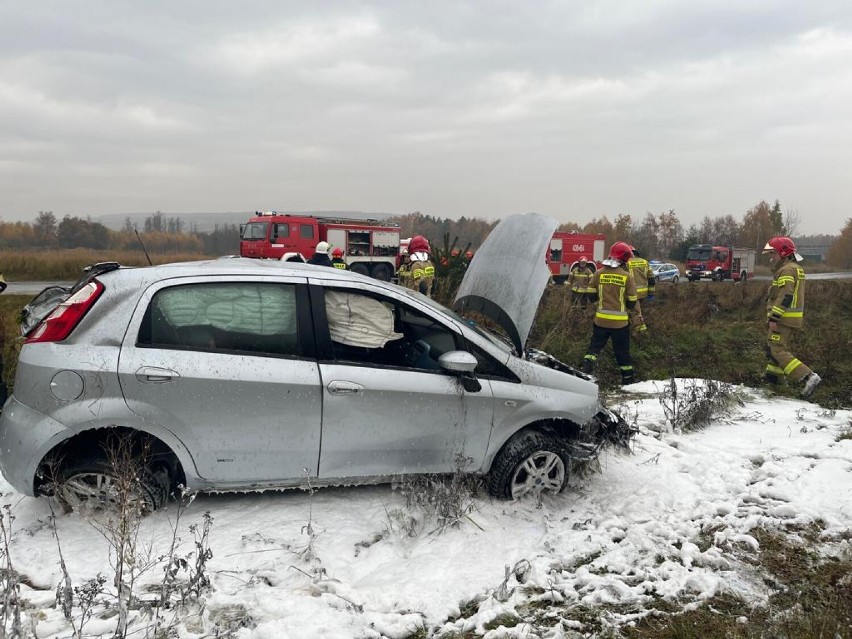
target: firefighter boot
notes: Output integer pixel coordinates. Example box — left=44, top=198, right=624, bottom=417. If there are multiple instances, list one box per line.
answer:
left=620, top=366, right=636, bottom=385
left=801, top=372, right=821, bottom=398
left=581, top=356, right=595, bottom=375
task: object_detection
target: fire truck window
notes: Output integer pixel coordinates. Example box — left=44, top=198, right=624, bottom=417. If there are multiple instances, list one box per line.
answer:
left=347, top=231, right=370, bottom=256
left=550, top=248, right=562, bottom=261
left=300, top=224, right=315, bottom=239
left=272, top=224, right=289, bottom=240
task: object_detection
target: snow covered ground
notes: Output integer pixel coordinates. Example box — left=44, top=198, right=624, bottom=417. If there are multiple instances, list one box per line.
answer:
left=1, top=380, right=850, bottom=638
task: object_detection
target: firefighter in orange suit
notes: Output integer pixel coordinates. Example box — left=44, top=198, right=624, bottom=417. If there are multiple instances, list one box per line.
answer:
left=582, top=242, right=638, bottom=385
left=627, top=247, right=655, bottom=333
left=407, top=235, right=436, bottom=297
left=763, top=236, right=821, bottom=398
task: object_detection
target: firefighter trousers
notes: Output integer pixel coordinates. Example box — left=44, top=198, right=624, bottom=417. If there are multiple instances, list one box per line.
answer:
left=583, top=324, right=635, bottom=384
left=765, top=323, right=812, bottom=383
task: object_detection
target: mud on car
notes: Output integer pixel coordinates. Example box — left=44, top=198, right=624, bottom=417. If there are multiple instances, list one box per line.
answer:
left=0, top=214, right=633, bottom=513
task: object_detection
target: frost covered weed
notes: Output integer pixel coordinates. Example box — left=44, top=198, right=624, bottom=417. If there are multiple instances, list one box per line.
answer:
left=394, top=455, right=482, bottom=536
left=0, top=504, right=27, bottom=639
left=658, top=378, right=742, bottom=433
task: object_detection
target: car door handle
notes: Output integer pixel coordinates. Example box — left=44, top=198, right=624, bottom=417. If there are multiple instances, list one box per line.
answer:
left=135, top=367, right=180, bottom=383
left=327, top=381, right=364, bottom=395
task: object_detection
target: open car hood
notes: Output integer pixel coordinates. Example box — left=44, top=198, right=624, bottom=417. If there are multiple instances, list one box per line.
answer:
left=453, top=212, right=558, bottom=355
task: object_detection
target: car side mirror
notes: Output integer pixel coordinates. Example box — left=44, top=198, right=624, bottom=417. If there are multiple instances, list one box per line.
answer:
left=438, top=351, right=482, bottom=393
left=438, top=350, right=478, bottom=373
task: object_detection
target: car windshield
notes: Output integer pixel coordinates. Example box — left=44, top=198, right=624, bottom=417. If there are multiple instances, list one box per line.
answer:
left=411, top=289, right=515, bottom=355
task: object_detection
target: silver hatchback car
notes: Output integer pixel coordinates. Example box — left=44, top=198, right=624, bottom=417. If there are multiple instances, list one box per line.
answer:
left=0, top=214, right=630, bottom=511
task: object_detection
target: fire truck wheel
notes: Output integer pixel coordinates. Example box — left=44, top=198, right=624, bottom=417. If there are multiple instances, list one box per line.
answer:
left=371, top=263, right=393, bottom=281
left=350, top=263, right=370, bottom=277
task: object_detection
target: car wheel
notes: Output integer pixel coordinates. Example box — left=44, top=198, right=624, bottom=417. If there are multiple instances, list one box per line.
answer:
left=672, top=275, right=679, bottom=284
left=371, top=263, right=393, bottom=281
left=54, top=457, right=170, bottom=515
left=740, top=271, right=747, bottom=282
left=350, top=263, right=370, bottom=277
left=488, top=431, right=569, bottom=499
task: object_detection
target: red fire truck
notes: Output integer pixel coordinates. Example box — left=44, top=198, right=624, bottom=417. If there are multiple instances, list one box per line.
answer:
left=547, top=232, right=606, bottom=284
left=685, top=244, right=756, bottom=282
left=239, top=212, right=401, bottom=281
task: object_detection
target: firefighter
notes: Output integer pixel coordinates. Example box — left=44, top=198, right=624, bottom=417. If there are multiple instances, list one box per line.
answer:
left=763, top=236, right=821, bottom=397
left=396, top=248, right=412, bottom=287
left=627, top=247, right=655, bottom=333
left=407, top=235, right=436, bottom=296
left=307, top=241, right=334, bottom=268
left=330, top=247, right=348, bottom=270
left=567, top=256, right=594, bottom=308
left=582, top=241, right=638, bottom=385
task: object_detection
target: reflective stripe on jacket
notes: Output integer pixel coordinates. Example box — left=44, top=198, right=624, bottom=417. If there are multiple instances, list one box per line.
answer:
left=628, top=256, right=655, bottom=298
left=589, top=266, right=638, bottom=328
left=766, top=258, right=806, bottom=328
left=569, top=265, right=592, bottom=293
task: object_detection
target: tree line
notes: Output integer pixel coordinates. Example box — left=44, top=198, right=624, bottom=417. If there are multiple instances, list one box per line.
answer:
left=0, top=211, right=239, bottom=256
left=1, top=204, right=849, bottom=268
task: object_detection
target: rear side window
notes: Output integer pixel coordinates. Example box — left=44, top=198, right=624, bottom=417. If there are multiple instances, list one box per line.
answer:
left=138, top=282, right=303, bottom=356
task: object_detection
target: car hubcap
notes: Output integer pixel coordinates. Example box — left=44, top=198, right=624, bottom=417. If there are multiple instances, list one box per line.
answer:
left=510, top=451, right=565, bottom=498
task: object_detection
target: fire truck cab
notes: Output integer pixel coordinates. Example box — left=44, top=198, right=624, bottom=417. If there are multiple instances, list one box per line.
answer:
left=240, top=212, right=401, bottom=281
left=685, top=244, right=755, bottom=282
left=548, top=232, right=606, bottom=284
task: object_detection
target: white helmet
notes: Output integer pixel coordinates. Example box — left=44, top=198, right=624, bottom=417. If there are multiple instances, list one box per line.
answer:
left=315, top=241, right=331, bottom=254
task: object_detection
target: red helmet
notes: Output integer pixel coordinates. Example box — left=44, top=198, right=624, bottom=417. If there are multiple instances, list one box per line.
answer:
left=331, top=247, right=344, bottom=258
left=609, top=241, right=633, bottom=263
left=579, top=255, right=588, bottom=262
left=763, top=236, right=796, bottom=258
left=408, top=235, right=430, bottom=254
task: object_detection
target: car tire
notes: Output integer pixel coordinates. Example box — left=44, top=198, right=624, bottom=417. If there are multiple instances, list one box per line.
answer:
left=740, top=271, right=747, bottom=282
left=371, top=263, right=393, bottom=281
left=488, top=430, right=570, bottom=500
left=672, top=275, right=679, bottom=284
left=54, top=457, right=170, bottom=515
left=350, top=263, right=370, bottom=277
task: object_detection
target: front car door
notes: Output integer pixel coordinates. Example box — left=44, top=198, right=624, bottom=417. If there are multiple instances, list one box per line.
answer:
left=310, top=280, right=495, bottom=479
left=118, top=276, right=323, bottom=485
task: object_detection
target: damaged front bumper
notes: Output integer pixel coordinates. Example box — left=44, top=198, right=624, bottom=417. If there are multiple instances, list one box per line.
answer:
left=568, top=407, right=638, bottom=460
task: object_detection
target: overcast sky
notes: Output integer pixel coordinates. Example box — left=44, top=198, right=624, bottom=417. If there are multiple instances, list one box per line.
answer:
left=1, top=1, right=850, bottom=235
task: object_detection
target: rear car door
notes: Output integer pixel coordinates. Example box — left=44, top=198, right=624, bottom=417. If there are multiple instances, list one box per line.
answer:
left=310, top=281, right=495, bottom=479
left=118, top=276, right=323, bottom=484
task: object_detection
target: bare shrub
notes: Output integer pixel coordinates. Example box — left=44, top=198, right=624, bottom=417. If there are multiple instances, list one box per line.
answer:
left=0, top=504, right=27, bottom=638
left=392, top=455, right=483, bottom=536
left=659, top=378, right=743, bottom=433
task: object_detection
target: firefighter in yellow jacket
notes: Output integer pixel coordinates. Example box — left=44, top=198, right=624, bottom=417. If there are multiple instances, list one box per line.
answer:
left=582, top=242, right=638, bottom=384
left=763, top=236, right=821, bottom=397
left=627, top=247, right=655, bottom=332
left=406, top=235, right=436, bottom=297
left=567, top=256, right=594, bottom=308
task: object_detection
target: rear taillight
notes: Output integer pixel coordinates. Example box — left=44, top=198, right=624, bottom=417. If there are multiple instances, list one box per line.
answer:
left=26, top=280, right=105, bottom=343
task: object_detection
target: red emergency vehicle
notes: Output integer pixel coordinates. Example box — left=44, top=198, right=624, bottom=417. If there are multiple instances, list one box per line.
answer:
left=547, top=232, right=606, bottom=284
left=240, top=212, right=401, bottom=281
left=685, top=244, right=755, bottom=282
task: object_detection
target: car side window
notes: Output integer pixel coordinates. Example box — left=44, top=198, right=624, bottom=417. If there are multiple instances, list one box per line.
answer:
left=323, top=289, right=461, bottom=371
left=138, top=282, right=303, bottom=357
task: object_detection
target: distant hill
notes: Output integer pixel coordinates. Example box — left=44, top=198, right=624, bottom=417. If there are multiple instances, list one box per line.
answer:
left=93, top=210, right=396, bottom=233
